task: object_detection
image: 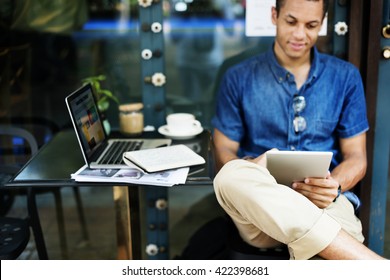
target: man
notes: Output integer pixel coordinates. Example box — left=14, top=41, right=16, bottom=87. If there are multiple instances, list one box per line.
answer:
left=212, top=0, right=385, bottom=259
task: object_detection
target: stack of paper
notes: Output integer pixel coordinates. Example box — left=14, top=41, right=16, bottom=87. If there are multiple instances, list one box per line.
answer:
left=71, top=165, right=189, bottom=187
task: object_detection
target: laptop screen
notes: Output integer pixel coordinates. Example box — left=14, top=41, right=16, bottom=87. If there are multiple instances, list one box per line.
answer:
left=66, top=84, right=107, bottom=160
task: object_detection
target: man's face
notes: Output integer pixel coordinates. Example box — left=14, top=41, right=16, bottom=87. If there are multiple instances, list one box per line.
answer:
left=272, top=0, right=324, bottom=62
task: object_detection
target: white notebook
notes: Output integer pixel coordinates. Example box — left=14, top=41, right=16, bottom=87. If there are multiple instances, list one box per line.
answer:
left=122, top=144, right=205, bottom=173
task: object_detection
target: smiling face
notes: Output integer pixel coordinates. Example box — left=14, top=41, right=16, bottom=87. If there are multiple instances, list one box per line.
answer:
left=272, top=0, right=324, bottom=65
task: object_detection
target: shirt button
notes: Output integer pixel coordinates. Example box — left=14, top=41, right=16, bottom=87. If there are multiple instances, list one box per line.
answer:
left=279, top=77, right=283, bottom=82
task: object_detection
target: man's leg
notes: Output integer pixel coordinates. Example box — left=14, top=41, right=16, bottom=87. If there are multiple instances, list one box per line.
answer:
left=214, top=159, right=341, bottom=259
left=213, top=159, right=385, bottom=260
left=318, top=229, right=385, bottom=259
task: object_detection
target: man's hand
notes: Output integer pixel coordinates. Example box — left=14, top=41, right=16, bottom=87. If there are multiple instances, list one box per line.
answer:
left=244, top=148, right=280, bottom=168
left=291, top=172, right=340, bottom=208
left=244, top=153, right=267, bottom=168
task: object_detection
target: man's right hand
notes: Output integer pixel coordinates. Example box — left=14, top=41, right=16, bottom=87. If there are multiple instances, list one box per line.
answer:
left=244, top=148, right=279, bottom=168
left=244, top=153, right=267, bottom=168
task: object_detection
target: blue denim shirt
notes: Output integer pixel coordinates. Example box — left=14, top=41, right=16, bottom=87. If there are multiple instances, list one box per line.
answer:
left=212, top=46, right=369, bottom=170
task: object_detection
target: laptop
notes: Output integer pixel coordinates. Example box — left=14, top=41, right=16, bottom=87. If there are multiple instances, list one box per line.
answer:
left=65, top=83, right=171, bottom=169
left=265, top=150, right=333, bottom=186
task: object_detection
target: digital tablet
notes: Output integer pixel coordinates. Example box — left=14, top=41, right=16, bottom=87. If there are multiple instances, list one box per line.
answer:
left=265, top=150, right=333, bottom=186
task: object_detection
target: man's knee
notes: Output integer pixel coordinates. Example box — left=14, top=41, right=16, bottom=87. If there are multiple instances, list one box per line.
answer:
left=214, top=159, right=251, bottom=192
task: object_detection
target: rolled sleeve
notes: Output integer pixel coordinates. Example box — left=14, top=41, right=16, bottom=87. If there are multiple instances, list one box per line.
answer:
left=288, top=210, right=341, bottom=260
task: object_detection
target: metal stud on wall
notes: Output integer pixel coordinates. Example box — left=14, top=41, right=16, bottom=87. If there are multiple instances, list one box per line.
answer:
left=143, top=192, right=169, bottom=260
left=139, top=0, right=166, bottom=129
left=333, top=0, right=349, bottom=59
left=138, top=0, right=169, bottom=260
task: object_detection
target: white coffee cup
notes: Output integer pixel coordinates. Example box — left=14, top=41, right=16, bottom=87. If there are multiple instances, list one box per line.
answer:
left=166, top=113, right=201, bottom=135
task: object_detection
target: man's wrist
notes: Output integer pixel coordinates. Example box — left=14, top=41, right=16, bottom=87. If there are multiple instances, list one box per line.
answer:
left=242, top=156, right=255, bottom=161
left=333, top=185, right=342, bottom=202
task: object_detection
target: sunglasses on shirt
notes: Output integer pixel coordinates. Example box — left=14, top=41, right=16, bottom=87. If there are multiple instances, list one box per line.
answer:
left=293, top=95, right=306, bottom=133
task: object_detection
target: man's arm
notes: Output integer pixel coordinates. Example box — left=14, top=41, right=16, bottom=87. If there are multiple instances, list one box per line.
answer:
left=331, top=132, right=367, bottom=191
left=213, top=128, right=240, bottom=172
left=308, top=132, right=384, bottom=259
left=292, top=132, right=367, bottom=208
left=213, top=128, right=272, bottom=172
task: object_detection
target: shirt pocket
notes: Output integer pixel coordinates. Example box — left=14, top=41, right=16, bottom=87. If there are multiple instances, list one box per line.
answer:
left=311, top=119, right=338, bottom=147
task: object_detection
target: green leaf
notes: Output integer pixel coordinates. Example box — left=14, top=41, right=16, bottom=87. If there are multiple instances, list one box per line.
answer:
left=100, top=89, right=119, bottom=104
left=98, top=97, right=110, bottom=112
left=81, top=74, right=118, bottom=111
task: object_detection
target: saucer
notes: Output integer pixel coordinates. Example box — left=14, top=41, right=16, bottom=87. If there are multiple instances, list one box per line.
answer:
left=158, top=125, right=203, bottom=140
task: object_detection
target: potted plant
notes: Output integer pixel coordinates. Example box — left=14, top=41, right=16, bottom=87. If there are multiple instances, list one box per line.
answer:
left=81, top=75, right=119, bottom=134
left=81, top=74, right=119, bottom=112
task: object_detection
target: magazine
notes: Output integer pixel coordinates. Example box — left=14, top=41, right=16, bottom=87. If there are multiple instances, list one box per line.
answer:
left=71, top=165, right=189, bottom=187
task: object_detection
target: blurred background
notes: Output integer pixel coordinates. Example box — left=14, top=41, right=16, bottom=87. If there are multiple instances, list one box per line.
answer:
left=0, top=0, right=389, bottom=260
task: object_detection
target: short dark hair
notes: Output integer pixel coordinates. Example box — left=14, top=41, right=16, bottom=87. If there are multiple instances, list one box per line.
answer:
left=275, top=0, right=329, bottom=19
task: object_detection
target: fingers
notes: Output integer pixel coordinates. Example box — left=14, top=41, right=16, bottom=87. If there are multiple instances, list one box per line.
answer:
left=292, top=177, right=339, bottom=208
left=256, top=155, right=267, bottom=168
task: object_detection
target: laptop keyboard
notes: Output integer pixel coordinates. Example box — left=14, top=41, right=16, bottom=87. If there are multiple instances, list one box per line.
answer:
left=99, top=140, right=143, bottom=165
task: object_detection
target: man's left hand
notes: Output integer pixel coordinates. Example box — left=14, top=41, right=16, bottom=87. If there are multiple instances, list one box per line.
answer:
left=291, top=173, right=340, bottom=208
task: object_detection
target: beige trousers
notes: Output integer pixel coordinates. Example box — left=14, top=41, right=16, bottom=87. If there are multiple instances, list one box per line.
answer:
left=213, top=159, right=364, bottom=260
